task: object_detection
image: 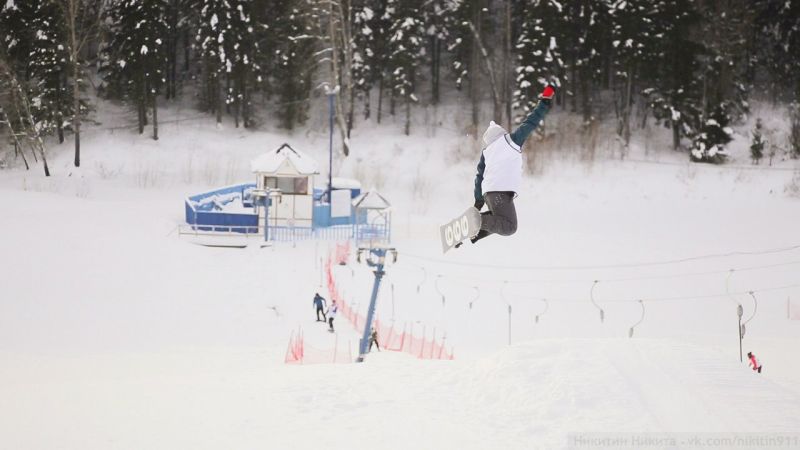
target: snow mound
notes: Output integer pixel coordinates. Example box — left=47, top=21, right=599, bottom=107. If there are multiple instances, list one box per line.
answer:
left=2, top=339, right=798, bottom=450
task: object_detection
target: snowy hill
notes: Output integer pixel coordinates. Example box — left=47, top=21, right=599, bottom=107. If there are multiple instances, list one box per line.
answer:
left=2, top=107, right=800, bottom=449
left=2, top=340, right=799, bottom=450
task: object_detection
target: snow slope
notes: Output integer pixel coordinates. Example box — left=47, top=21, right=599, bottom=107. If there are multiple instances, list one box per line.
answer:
left=2, top=340, right=799, bottom=450
left=2, top=105, right=800, bottom=449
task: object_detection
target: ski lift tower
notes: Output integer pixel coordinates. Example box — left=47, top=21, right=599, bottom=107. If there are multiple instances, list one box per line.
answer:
left=355, top=245, right=397, bottom=363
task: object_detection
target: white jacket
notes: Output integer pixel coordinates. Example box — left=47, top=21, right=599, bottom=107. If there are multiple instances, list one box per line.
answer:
left=481, top=123, right=522, bottom=194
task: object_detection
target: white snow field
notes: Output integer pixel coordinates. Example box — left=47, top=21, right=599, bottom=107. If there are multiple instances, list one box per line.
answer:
left=2, top=105, right=800, bottom=450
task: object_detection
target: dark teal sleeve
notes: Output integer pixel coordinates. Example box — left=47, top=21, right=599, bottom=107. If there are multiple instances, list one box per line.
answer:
left=473, top=152, right=486, bottom=204
left=510, top=101, right=551, bottom=147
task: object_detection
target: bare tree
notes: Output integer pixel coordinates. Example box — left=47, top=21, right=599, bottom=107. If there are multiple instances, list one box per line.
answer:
left=308, top=0, right=354, bottom=156
left=0, top=59, right=51, bottom=176
left=468, top=21, right=501, bottom=122
left=57, top=0, right=103, bottom=168
left=503, top=0, right=513, bottom=129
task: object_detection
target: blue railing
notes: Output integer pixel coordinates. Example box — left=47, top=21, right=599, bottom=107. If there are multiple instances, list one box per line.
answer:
left=185, top=183, right=390, bottom=243
left=268, top=225, right=355, bottom=242
left=185, top=183, right=259, bottom=234
left=355, top=223, right=391, bottom=243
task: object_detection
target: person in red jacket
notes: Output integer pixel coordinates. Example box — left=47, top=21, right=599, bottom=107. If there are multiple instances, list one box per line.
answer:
left=747, top=352, right=762, bottom=373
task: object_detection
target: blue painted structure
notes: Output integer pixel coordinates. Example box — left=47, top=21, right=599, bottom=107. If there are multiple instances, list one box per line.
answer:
left=185, top=183, right=388, bottom=242
left=185, top=183, right=259, bottom=233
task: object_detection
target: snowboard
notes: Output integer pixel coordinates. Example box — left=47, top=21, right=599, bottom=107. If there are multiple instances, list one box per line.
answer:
left=439, top=206, right=481, bottom=253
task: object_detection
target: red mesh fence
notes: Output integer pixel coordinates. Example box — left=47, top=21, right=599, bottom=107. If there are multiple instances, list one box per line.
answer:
left=286, top=243, right=454, bottom=364
left=284, top=329, right=304, bottom=364
left=334, top=241, right=350, bottom=265
left=284, top=327, right=353, bottom=365
left=325, top=251, right=454, bottom=361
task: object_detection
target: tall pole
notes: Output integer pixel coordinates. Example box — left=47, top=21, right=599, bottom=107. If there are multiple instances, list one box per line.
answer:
left=263, top=190, right=270, bottom=242
left=737, top=304, right=744, bottom=362
left=508, top=304, right=512, bottom=346
left=356, top=247, right=396, bottom=363
left=327, top=90, right=335, bottom=209
left=357, top=249, right=386, bottom=362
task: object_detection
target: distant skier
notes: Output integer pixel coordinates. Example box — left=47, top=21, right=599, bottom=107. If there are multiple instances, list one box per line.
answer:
left=312, top=292, right=327, bottom=322
left=327, top=301, right=338, bottom=332
left=747, top=351, right=762, bottom=373
left=457, top=83, right=555, bottom=248
left=369, top=328, right=380, bottom=352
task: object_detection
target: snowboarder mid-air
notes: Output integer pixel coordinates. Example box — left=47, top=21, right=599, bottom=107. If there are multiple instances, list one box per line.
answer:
left=458, top=84, right=555, bottom=248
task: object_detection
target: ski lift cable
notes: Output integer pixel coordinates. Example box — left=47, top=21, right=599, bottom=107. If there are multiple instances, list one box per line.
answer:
left=395, top=257, right=800, bottom=285
left=534, top=298, right=549, bottom=324
left=416, top=267, right=427, bottom=294
left=590, top=280, right=605, bottom=322
left=505, top=283, right=800, bottom=304
left=435, top=275, right=446, bottom=305
left=628, top=300, right=645, bottom=338
left=623, top=157, right=800, bottom=172
left=725, top=269, right=740, bottom=306
left=402, top=243, right=800, bottom=271
left=743, top=291, right=758, bottom=325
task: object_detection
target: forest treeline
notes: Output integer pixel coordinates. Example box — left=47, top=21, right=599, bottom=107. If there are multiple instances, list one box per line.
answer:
left=0, top=0, right=799, bottom=175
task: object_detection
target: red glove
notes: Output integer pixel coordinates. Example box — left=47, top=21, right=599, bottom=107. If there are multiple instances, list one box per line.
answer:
left=538, top=84, right=555, bottom=105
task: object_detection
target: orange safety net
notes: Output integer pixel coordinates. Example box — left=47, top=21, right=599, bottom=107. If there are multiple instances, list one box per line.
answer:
left=325, top=248, right=454, bottom=361
left=334, top=241, right=350, bottom=265
left=284, top=329, right=304, bottom=364
left=284, top=327, right=354, bottom=365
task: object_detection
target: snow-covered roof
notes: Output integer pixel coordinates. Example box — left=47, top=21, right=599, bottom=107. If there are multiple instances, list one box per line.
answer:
left=250, top=143, right=318, bottom=176
left=352, top=190, right=391, bottom=210
left=332, top=177, right=362, bottom=190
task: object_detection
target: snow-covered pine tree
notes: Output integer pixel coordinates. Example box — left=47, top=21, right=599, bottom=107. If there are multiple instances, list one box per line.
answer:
left=249, top=0, right=278, bottom=99
left=421, top=0, right=451, bottom=106
left=639, top=0, right=703, bottom=151
left=352, top=0, right=387, bottom=120
left=104, top=0, right=168, bottom=139
left=0, top=0, right=38, bottom=79
left=690, top=1, right=752, bottom=163
left=196, top=0, right=226, bottom=124
left=444, top=0, right=490, bottom=129
left=197, top=0, right=258, bottom=127
left=513, top=0, right=563, bottom=124
left=565, top=0, right=610, bottom=125
left=608, top=0, right=658, bottom=148
left=225, top=0, right=260, bottom=128
left=386, top=0, right=425, bottom=135
left=690, top=106, right=732, bottom=164
left=750, top=118, right=765, bottom=164
left=756, top=0, right=800, bottom=104
left=269, top=0, right=315, bottom=130
left=163, top=0, right=196, bottom=100
left=790, top=102, right=800, bottom=159
left=377, top=0, right=397, bottom=118
left=445, top=0, right=475, bottom=93
left=28, top=0, right=75, bottom=143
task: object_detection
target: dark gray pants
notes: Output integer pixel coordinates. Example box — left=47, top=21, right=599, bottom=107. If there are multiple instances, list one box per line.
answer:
left=473, top=191, right=517, bottom=243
